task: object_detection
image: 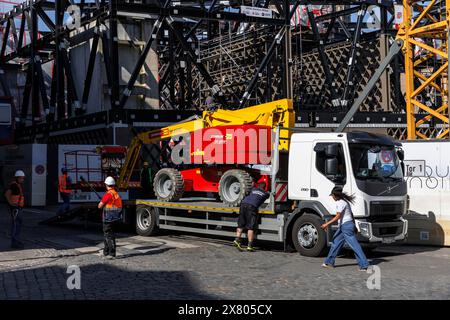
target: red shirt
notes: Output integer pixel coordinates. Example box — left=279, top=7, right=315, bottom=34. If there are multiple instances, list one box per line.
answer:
left=101, top=192, right=114, bottom=206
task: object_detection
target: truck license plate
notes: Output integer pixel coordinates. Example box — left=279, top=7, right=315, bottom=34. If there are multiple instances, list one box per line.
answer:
left=382, top=237, right=395, bottom=244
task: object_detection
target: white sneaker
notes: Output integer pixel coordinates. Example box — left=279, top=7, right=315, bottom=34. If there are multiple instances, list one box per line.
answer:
left=321, top=263, right=334, bottom=268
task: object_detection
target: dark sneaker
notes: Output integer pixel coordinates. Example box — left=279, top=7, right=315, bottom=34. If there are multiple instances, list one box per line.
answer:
left=246, top=246, right=256, bottom=252
left=233, top=239, right=244, bottom=251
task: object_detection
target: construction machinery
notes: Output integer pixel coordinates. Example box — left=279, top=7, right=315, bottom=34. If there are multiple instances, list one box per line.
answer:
left=116, top=98, right=295, bottom=206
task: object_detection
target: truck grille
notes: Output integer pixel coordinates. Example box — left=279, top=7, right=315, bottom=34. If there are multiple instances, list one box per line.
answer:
left=372, top=225, right=403, bottom=237
left=370, top=201, right=404, bottom=218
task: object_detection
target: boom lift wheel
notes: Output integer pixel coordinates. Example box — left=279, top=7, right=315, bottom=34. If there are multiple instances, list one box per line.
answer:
left=218, top=169, right=253, bottom=207
left=153, top=168, right=184, bottom=201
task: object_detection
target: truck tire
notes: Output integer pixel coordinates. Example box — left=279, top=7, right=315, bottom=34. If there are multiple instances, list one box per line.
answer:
left=136, top=206, right=159, bottom=236
left=292, top=213, right=327, bottom=257
left=153, top=168, right=184, bottom=202
left=218, top=169, right=253, bottom=207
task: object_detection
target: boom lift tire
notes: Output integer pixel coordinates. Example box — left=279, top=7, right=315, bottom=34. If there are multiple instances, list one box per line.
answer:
left=218, top=169, right=253, bottom=207
left=136, top=206, right=159, bottom=236
left=292, top=213, right=327, bottom=257
left=153, top=168, right=184, bottom=202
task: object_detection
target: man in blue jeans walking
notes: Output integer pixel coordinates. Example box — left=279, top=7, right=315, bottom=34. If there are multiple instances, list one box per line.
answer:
left=320, top=186, right=370, bottom=271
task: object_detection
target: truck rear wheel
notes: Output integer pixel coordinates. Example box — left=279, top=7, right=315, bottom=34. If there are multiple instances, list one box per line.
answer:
left=136, top=206, right=159, bottom=236
left=218, top=169, right=253, bottom=207
left=153, top=168, right=184, bottom=202
left=292, top=213, right=327, bottom=257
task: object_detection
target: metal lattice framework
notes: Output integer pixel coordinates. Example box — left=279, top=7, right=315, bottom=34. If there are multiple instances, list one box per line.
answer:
left=159, top=2, right=403, bottom=113
left=398, top=0, right=450, bottom=139
left=0, top=0, right=411, bottom=144
left=295, top=37, right=397, bottom=112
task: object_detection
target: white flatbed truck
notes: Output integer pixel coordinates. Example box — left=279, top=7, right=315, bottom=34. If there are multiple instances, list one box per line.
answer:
left=134, top=129, right=409, bottom=257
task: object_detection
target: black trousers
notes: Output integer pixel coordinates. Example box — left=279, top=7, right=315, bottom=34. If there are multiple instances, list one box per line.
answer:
left=9, top=206, right=23, bottom=245
left=103, top=222, right=117, bottom=256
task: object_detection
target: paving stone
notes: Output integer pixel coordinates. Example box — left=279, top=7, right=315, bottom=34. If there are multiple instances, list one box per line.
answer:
left=0, top=205, right=449, bottom=299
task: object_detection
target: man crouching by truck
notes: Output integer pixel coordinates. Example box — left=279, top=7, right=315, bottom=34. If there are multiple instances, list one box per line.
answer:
left=233, top=181, right=270, bottom=252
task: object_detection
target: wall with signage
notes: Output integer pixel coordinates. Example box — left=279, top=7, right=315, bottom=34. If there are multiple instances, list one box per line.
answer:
left=402, top=141, right=450, bottom=246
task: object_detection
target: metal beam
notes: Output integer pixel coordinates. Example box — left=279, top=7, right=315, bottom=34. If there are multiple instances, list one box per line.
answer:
left=119, top=17, right=164, bottom=108
left=55, top=0, right=66, bottom=119
left=164, top=16, right=225, bottom=103
left=0, top=19, right=10, bottom=59
left=306, top=4, right=340, bottom=107
left=109, top=0, right=120, bottom=109
left=340, top=4, right=367, bottom=108
left=35, top=6, right=56, bottom=32
left=81, top=27, right=101, bottom=110
left=116, top=3, right=286, bottom=25
left=239, top=1, right=300, bottom=107
left=336, top=40, right=403, bottom=133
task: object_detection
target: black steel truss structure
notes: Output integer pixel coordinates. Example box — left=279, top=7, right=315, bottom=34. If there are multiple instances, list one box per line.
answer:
left=0, top=0, right=406, bottom=143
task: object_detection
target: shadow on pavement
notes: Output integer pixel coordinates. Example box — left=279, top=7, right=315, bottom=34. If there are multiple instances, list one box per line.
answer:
left=0, top=264, right=218, bottom=300
left=1, top=204, right=446, bottom=258
left=114, top=246, right=175, bottom=259
left=0, top=205, right=177, bottom=256
left=332, top=257, right=390, bottom=268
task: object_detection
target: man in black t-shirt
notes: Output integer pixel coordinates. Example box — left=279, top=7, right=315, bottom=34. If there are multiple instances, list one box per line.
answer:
left=233, top=181, right=270, bottom=252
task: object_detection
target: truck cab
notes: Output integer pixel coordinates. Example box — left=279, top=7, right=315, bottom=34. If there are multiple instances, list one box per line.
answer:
left=288, top=131, right=408, bottom=255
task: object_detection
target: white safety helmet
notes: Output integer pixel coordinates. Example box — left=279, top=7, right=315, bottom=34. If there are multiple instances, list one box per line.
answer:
left=14, top=170, right=25, bottom=177
left=104, top=176, right=116, bottom=186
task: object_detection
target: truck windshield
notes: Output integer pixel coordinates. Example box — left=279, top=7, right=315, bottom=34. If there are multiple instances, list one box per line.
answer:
left=349, top=144, right=403, bottom=180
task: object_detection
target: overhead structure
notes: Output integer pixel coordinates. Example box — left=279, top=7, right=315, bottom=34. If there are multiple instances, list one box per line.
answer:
left=399, top=0, right=450, bottom=139
left=0, top=1, right=411, bottom=144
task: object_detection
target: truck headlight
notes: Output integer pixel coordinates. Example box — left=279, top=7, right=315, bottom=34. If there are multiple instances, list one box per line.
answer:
left=358, top=222, right=370, bottom=238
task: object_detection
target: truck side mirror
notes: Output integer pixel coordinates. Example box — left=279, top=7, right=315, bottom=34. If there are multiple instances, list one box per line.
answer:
left=325, top=158, right=338, bottom=177
left=397, top=149, right=405, bottom=161
left=325, top=144, right=339, bottom=157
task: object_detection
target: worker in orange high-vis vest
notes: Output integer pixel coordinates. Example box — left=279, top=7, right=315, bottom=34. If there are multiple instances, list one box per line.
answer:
left=98, top=176, right=123, bottom=258
left=56, top=167, right=73, bottom=216
left=4, top=170, right=26, bottom=249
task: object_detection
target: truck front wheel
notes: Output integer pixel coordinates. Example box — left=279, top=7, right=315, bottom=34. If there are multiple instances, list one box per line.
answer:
left=292, top=213, right=327, bottom=257
left=136, top=206, right=159, bottom=236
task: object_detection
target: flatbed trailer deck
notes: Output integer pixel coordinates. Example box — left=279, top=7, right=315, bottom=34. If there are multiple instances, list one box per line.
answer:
left=135, top=198, right=287, bottom=243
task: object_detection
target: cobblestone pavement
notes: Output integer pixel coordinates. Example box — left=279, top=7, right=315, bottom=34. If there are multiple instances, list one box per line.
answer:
left=1, top=206, right=449, bottom=300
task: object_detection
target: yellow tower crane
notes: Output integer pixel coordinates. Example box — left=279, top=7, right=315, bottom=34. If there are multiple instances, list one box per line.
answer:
left=398, top=0, right=450, bottom=139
